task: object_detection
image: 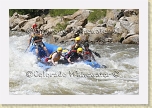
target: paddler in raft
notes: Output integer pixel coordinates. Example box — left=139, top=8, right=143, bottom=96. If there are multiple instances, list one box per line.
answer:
left=70, top=37, right=82, bottom=51
left=83, top=42, right=96, bottom=62
left=29, top=23, right=49, bottom=59
left=64, top=47, right=84, bottom=64
left=46, top=47, right=65, bottom=66
left=66, top=36, right=83, bottom=59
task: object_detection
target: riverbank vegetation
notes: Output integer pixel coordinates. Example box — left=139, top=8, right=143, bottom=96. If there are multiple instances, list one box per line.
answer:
left=9, top=9, right=107, bottom=23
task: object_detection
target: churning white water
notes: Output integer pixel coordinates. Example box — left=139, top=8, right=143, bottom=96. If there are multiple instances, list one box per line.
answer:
left=9, top=34, right=139, bottom=95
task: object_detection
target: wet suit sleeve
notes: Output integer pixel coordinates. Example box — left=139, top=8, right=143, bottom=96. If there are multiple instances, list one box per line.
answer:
left=79, top=54, right=83, bottom=60
left=71, top=44, right=75, bottom=50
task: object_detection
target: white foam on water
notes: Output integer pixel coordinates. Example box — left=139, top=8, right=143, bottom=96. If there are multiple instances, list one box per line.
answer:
left=9, top=35, right=139, bottom=95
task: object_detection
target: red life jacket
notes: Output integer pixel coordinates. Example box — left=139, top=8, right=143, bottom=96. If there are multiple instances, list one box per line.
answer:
left=84, top=49, right=91, bottom=55
left=67, top=50, right=77, bottom=55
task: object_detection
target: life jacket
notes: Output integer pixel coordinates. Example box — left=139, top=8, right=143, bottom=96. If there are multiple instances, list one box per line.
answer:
left=72, top=43, right=81, bottom=50
left=84, top=49, right=92, bottom=55
left=31, top=32, right=43, bottom=43
left=65, top=50, right=83, bottom=62
left=49, top=51, right=61, bottom=62
left=67, top=50, right=77, bottom=55
left=83, top=49, right=92, bottom=61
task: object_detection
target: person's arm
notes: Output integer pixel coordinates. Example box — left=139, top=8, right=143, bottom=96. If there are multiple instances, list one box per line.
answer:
left=38, top=33, right=43, bottom=38
left=82, top=52, right=85, bottom=59
left=79, top=54, right=84, bottom=61
left=91, top=53, right=96, bottom=61
left=91, top=54, right=96, bottom=61
left=71, top=43, right=80, bottom=50
left=61, top=54, right=66, bottom=58
left=67, top=57, right=74, bottom=64
left=71, top=44, right=75, bottom=50
left=51, top=53, right=57, bottom=66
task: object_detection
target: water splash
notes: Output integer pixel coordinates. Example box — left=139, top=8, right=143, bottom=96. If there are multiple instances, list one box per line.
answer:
left=9, top=35, right=139, bottom=95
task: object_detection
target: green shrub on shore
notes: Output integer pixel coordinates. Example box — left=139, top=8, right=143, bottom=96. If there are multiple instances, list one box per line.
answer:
left=9, top=9, right=47, bottom=18
left=88, top=9, right=107, bottom=23
left=10, top=9, right=78, bottom=18
left=98, top=19, right=103, bottom=24
left=49, top=9, right=78, bottom=17
left=49, top=9, right=107, bottom=23
left=53, top=21, right=68, bottom=33
left=10, top=9, right=106, bottom=23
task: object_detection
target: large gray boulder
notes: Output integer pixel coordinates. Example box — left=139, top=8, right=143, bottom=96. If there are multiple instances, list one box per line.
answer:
left=63, top=9, right=92, bottom=27
left=119, top=15, right=139, bottom=35
left=20, top=16, right=44, bottom=32
left=9, top=12, right=29, bottom=30
left=122, top=34, right=139, bottom=44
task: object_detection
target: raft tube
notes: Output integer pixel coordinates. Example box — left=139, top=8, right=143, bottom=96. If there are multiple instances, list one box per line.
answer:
left=83, top=60, right=107, bottom=69
left=37, top=62, right=51, bottom=70
left=29, top=42, right=58, bottom=58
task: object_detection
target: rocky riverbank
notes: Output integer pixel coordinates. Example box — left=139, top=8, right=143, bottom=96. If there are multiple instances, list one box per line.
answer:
left=9, top=9, right=139, bottom=44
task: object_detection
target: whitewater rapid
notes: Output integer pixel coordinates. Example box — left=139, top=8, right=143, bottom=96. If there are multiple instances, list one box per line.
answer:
left=9, top=34, right=139, bottom=95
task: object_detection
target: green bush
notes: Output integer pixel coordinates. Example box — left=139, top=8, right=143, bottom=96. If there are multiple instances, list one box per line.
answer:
left=88, top=9, right=107, bottom=23
left=49, top=9, right=78, bottom=17
left=56, top=22, right=68, bottom=30
left=98, top=20, right=103, bottom=24
left=9, top=9, right=107, bottom=23
left=53, top=21, right=68, bottom=33
left=9, top=9, right=49, bottom=18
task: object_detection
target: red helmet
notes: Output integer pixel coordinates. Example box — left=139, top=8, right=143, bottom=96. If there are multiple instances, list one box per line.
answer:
left=32, top=24, right=37, bottom=29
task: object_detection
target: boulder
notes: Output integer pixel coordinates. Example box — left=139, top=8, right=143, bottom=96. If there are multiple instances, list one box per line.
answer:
left=43, top=17, right=63, bottom=30
left=9, top=12, right=25, bottom=29
left=79, top=34, right=89, bottom=42
left=91, top=27, right=108, bottom=34
left=57, top=32, right=75, bottom=43
left=119, top=15, right=139, bottom=33
left=63, top=9, right=91, bottom=27
left=85, top=22, right=96, bottom=30
left=128, top=23, right=139, bottom=35
left=18, top=14, right=30, bottom=20
left=88, top=33, right=104, bottom=42
left=20, top=16, right=44, bottom=32
left=114, top=22, right=123, bottom=34
left=63, top=9, right=91, bottom=20
left=122, top=34, right=139, bottom=44
left=106, top=9, right=120, bottom=20
left=106, top=19, right=116, bottom=27
left=111, top=33, right=122, bottom=42
left=123, top=9, right=139, bottom=17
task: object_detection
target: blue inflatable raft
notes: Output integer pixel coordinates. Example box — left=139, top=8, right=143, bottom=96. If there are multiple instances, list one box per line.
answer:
left=83, top=60, right=107, bottom=68
left=29, top=42, right=106, bottom=70
left=29, top=42, right=58, bottom=58
left=29, top=42, right=58, bottom=70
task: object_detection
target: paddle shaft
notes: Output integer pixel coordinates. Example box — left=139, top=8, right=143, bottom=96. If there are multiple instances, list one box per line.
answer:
left=24, top=45, right=30, bottom=53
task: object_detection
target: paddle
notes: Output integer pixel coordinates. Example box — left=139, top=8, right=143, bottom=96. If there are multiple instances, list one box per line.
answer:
left=91, top=51, right=101, bottom=58
left=24, top=44, right=30, bottom=53
left=24, top=39, right=32, bottom=53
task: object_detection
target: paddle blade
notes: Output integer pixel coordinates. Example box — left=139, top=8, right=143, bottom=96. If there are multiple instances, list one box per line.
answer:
left=94, top=52, right=101, bottom=58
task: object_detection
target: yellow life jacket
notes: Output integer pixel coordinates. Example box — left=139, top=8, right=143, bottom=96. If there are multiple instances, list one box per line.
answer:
left=49, top=51, right=61, bottom=62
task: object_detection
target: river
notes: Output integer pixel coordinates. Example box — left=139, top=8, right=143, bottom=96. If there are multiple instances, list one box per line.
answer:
left=9, top=33, right=139, bottom=95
